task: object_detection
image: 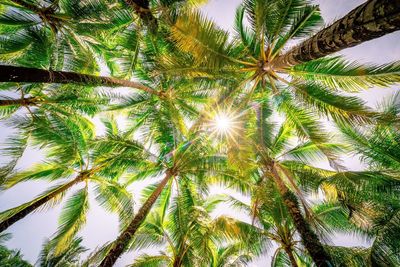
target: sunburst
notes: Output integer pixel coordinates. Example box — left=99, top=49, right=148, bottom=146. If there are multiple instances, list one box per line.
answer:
left=204, top=106, right=244, bottom=143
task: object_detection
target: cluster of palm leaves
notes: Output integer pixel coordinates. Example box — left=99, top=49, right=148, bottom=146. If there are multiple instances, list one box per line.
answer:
left=0, top=0, right=399, bottom=266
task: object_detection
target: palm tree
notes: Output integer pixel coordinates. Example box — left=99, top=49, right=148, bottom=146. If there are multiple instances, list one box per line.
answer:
left=0, top=0, right=125, bottom=71
left=99, top=107, right=230, bottom=266
left=109, top=34, right=216, bottom=133
left=0, top=233, right=32, bottom=266
left=98, top=0, right=210, bottom=80
left=340, top=92, right=400, bottom=172
left=0, top=118, right=145, bottom=253
left=227, top=195, right=350, bottom=267
left=245, top=103, right=338, bottom=266
left=123, top=0, right=158, bottom=33
left=0, top=97, right=99, bottom=181
left=222, top=104, right=399, bottom=266
left=0, top=1, right=399, bottom=266
left=163, top=4, right=400, bottom=263
left=166, top=1, right=400, bottom=92
left=0, top=83, right=112, bottom=119
left=121, top=0, right=208, bottom=34
left=163, top=1, right=399, bottom=161
left=272, top=0, right=400, bottom=68
left=128, top=187, right=254, bottom=267
left=37, top=236, right=87, bottom=267
left=97, top=30, right=242, bottom=265
left=0, top=65, right=161, bottom=96
left=333, top=93, right=400, bottom=266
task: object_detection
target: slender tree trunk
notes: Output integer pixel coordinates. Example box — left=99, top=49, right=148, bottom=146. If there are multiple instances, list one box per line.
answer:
left=272, top=0, right=400, bottom=69
left=0, top=97, right=37, bottom=106
left=100, top=172, right=173, bottom=267
left=283, top=246, right=299, bottom=267
left=173, top=256, right=182, bottom=267
left=269, top=165, right=332, bottom=267
left=0, top=65, right=161, bottom=96
left=124, top=0, right=158, bottom=33
left=172, top=246, right=187, bottom=267
left=0, top=175, right=83, bottom=232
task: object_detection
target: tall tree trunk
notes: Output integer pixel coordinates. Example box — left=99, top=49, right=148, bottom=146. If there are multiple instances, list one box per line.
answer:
left=283, top=245, right=299, bottom=267
left=0, top=97, right=37, bottom=106
left=99, top=172, right=173, bottom=267
left=125, top=0, right=158, bottom=33
left=0, top=65, right=161, bottom=96
left=269, top=165, right=332, bottom=267
left=272, top=0, right=400, bottom=69
left=0, top=175, right=83, bottom=232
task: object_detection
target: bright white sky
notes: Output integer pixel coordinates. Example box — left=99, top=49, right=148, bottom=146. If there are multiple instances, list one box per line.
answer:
left=0, top=0, right=399, bottom=266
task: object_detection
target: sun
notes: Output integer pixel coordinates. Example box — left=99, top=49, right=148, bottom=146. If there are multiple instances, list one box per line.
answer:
left=203, top=107, right=243, bottom=142
left=213, top=112, right=234, bottom=134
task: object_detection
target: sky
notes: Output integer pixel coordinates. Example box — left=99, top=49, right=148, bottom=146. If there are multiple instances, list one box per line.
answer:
left=0, top=0, right=399, bottom=266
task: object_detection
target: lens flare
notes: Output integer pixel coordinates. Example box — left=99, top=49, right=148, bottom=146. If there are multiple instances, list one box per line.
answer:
left=205, top=108, right=243, bottom=143
left=214, top=112, right=233, bottom=134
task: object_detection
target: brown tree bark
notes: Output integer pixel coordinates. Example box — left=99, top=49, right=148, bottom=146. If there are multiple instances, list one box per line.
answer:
left=269, top=165, right=332, bottom=267
left=172, top=245, right=187, bottom=267
left=124, top=0, right=158, bottom=33
left=0, top=174, right=84, bottom=233
left=0, top=97, right=37, bottom=106
left=0, top=65, right=161, bottom=96
left=283, top=245, right=299, bottom=267
left=99, top=171, right=173, bottom=267
left=173, top=256, right=182, bottom=267
left=272, top=0, right=400, bottom=69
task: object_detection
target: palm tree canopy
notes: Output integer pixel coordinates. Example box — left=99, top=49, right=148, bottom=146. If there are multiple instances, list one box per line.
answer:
left=0, top=0, right=400, bottom=266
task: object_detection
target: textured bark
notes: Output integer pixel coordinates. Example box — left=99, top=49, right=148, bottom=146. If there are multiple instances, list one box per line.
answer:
left=283, top=246, right=299, bottom=267
left=0, top=175, right=83, bottom=233
left=0, top=65, right=161, bottom=96
left=173, top=256, right=182, bottom=267
left=0, top=97, right=37, bottom=106
left=270, top=165, right=332, bottom=267
left=100, top=172, right=173, bottom=267
left=172, top=246, right=186, bottom=267
left=124, top=0, right=158, bottom=33
left=272, top=0, right=400, bottom=69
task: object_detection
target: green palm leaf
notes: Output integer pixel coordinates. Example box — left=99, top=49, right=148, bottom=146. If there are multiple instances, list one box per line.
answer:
left=52, top=187, right=89, bottom=255
left=290, top=56, right=400, bottom=92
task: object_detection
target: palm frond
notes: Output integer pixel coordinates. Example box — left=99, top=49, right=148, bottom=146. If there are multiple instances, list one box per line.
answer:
left=129, top=254, right=170, bottom=267
left=370, top=211, right=400, bottom=266
left=293, top=82, right=376, bottom=124
left=52, top=187, right=89, bottom=255
left=170, top=9, right=240, bottom=69
left=93, top=178, right=134, bottom=229
left=290, top=57, right=400, bottom=92
left=272, top=4, right=322, bottom=57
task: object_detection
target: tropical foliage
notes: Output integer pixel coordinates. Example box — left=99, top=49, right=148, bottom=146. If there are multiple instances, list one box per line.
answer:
left=0, top=0, right=399, bottom=266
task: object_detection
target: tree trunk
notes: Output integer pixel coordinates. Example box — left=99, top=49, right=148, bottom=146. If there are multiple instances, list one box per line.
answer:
left=0, top=97, right=37, bottom=106
left=269, top=165, right=332, bottom=267
left=125, top=0, right=158, bottom=33
left=173, top=256, right=182, bottom=267
left=272, top=0, right=400, bottom=69
left=99, top=172, right=173, bottom=267
left=283, top=245, right=299, bottom=267
left=172, top=246, right=187, bottom=267
left=0, top=175, right=83, bottom=232
left=0, top=65, right=161, bottom=96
